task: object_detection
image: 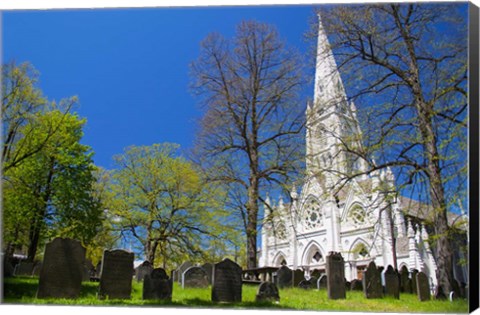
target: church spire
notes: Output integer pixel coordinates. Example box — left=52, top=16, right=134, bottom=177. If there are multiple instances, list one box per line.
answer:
left=313, top=13, right=346, bottom=109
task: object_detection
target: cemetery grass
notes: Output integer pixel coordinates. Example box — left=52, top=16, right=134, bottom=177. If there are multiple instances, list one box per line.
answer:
left=3, top=277, right=468, bottom=313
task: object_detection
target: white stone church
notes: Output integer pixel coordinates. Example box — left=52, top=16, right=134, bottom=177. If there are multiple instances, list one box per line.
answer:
left=258, top=17, right=468, bottom=287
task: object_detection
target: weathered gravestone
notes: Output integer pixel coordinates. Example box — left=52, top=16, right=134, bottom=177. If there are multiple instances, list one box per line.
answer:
left=293, top=269, right=305, bottom=287
left=326, top=252, right=346, bottom=299
left=143, top=268, right=172, bottom=301
left=416, top=272, right=431, bottom=301
left=350, top=279, right=363, bottom=291
left=32, top=262, right=43, bottom=277
left=37, top=238, right=86, bottom=299
left=183, top=266, right=209, bottom=288
left=135, top=261, right=153, bottom=282
left=276, top=265, right=293, bottom=288
left=14, top=261, right=34, bottom=276
left=256, top=281, right=280, bottom=302
left=434, top=285, right=447, bottom=300
left=310, top=276, right=318, bottom=288
left=3, top=257, right=14, bottom=278
left=311, top=269, right=322, bottom=279
left=317, top=275, right=327, bottom=290
left=383, top=265, right=399, bottom=299
left=176, top=261, right=194, bottom=284
left=98, top=249, right=134, bottom=299
left=411, top=269, right=419, bottom=295
left=362, top=261, right=383, bottom=299
left=298, top=279, right=315, bottom=289
left=202, top=263, right=214, bottom=284
left=399, top=265, right=412, bottom=293
left=211, top=258, right=242, bottom=303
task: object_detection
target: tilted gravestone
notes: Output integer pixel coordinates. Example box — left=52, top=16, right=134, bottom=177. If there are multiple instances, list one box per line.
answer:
left=350, top=279, right=363, bottom=291
left=98, top=249, right=134, bottom=299
left=211, top=258, right=242, bottom=303
left=293, top=269, right=304, bottom=287
left=176, top=261, right=194, bottom=283
left=256, top=281, right=280, bottom=302
left=143, top=268, right=172, bottom=301
left=383, top=265, right=399, bottom=299
left=37, top=238, right=86, bottom=299
left=416, top=272, right=431, bottom=301
left=362, top=261, right=383, bottom=299
left=326, top=252, right=346, bottom=299
left=202, top=263, right=214, bottom=284
left=399, top=265, right=412, bottom=293
left=317, top=275, right=327, bottom=290
left=276, top=265, right=293, bottom=288
left=14, top=261, right=34, bottom=276
left=135, top=261, right=153, bottom=282
left=183, top=266, right=209, bottom=288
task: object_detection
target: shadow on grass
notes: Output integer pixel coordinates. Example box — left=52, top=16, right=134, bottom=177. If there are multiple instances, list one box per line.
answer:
left=3, top=276, right=38, bottom=299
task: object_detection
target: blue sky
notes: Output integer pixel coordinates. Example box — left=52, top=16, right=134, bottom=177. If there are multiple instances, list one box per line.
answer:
left=3, top=5, right=317, bottom=169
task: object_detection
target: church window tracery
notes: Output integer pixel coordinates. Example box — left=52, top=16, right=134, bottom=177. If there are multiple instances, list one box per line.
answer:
left=349, top=205, right=367, bottom=227
left=304, top=198, right=324, bottom=230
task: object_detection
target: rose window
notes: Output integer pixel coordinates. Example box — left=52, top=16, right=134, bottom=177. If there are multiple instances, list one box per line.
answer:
left=304, top=198, right=323, bottom=230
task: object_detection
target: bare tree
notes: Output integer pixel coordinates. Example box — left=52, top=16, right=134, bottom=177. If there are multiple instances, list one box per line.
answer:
left=315, top=3, right=467, bottom=296
left=191, top=21, right=305, bottom=269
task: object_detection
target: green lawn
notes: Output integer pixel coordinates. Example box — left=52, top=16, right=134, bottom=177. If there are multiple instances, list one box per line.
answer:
left=2, top=276, right=469, bottom=313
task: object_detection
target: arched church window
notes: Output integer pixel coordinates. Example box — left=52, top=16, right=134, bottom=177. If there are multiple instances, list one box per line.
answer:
left=349, top=205, right=367, bottom=227
left=352, top=243, right=369, bottom=260
left=304, top=198, right=324, bottom=230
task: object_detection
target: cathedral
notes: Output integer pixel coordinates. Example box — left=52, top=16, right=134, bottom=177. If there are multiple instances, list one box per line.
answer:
left=258, top=16, right=468, bottom=288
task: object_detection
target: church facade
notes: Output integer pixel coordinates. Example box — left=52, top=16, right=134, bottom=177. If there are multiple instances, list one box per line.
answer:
left=258, top=17, right=443, bottom=287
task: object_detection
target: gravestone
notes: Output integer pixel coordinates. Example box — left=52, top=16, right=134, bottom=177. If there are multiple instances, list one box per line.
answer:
left=143, top=268, right=172, bottom=301
left=383, top=265, right=399, bottom=299
left=293, top=269, right=304, bottom=287
left=37, top=238, right=86, bottom=299
left=3, top=257, right=14, bottom=278
left=311, top=269, right=322, bottom=279
left=350, top=279, right=363, bottom=291
left=326, top=252, right=346, bottom=299
left=135, top=261, right=153, bottom=282
left=176, top=261, right=194, bottom=284
left=362, top=261, right=383, bottom=299
left=411, top=269, right=419, bottom=295
left=399, top=266, right=412, bottom=293
left=276, top=265, right=293, bottom=288
left=14, top=261, right=34, bottom=276
left=211, top=258, right=242, bottom=303
left=202, top=263, right=214, bottom=284
left=416, top=272, right=431, bottom=301
left=32, top=262, right=43, bottom=277
left=310, top=276, right=318, bottom=287
left=317, top=275, right=327, bottom=290
left=298, top=279, right=314, bottom=289
left=256, top=281, right=280, bottom=302
left=345, top=280, right=351, bottom=291
left=183, top=266, right=209, bottom=288
left=98, top=249, right=134, bottom=299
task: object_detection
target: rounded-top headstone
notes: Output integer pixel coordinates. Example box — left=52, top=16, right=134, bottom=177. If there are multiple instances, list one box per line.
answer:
left=143, top=267, right=172, bottom=301
left=362, top=261, right=383, bottom=299
left=276, top=265, right=293, bottom=288
left=256, top=281, right=280, bottom=302
left=182, top=266, right=209, bottom=288
left=211, top=258, right=242, bottom=303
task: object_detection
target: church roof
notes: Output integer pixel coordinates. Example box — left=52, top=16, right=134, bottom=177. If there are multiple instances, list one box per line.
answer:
left=398, top=196, right=467, bottom=229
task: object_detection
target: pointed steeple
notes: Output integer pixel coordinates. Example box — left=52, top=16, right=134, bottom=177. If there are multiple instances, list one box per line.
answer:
left=313, top=13, right=346, bottom=109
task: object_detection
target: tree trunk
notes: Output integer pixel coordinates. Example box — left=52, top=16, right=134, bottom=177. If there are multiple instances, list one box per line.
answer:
left=246, top=175, right=259, bottom=269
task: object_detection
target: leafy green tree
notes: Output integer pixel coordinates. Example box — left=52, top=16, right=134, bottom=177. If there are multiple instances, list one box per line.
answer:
left=3, top=110, right=102, bottom=261
left=106, top=143, right=230, bottom=269
left=191, top=20, right=305, bottom=269
left=1, top=62, right=77, bottom=172
left=316, top=3, right=467, bottom=295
